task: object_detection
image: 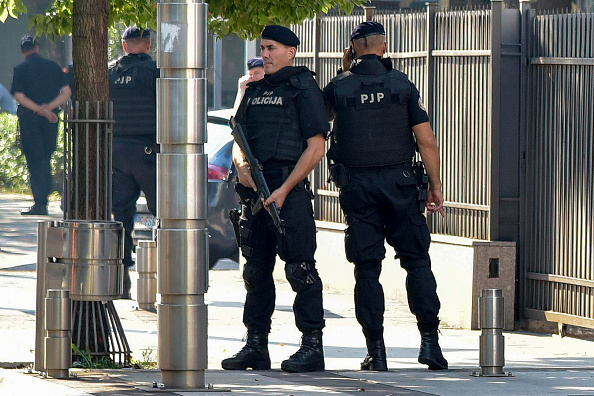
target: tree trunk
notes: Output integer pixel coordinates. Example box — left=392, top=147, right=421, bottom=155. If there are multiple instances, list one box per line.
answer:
left=69, top=0, right=110, bottom=220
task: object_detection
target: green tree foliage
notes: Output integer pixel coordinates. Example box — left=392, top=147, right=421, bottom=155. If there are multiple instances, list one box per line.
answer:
left=0, top=0, right=363, bottom=40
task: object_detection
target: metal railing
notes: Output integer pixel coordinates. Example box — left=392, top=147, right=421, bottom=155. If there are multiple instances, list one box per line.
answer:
left=523, top=10, right=594, bottom=329
left=294, top=3, right=594, bottom=330
left=293, top=6, right=494, bottom=240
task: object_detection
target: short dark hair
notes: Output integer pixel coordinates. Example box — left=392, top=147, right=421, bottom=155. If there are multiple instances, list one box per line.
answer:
left=20, top=35, right=37, bottom=52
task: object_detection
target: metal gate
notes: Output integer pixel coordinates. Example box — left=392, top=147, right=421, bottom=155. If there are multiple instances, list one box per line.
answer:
left=522, top=10, right=594, bottom=330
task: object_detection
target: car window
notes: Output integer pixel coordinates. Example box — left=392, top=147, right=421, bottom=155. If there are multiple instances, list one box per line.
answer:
left=206, top=122, right=232, bottom=155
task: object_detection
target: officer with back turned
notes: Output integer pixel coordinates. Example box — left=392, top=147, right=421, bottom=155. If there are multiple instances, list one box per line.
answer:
left=222, top=25, right=329, bottom=373
left=323, top=21, right=448, bottom=371
left=109, top=26, right=159, bottom=299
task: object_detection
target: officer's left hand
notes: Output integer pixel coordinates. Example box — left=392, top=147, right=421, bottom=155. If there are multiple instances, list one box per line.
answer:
left=264, top=187, right=289, bottom=214
left=427, top=188, right=445, bottom=218
left=39, top=105, right=59, bottom=123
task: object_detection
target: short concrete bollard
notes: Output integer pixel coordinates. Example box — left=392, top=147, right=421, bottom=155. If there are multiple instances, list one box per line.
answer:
left=472, top=288, right=512, bottom=377
left=44, top=289, right=71, bottom=378
left=136, top=240, right=157, bottom=311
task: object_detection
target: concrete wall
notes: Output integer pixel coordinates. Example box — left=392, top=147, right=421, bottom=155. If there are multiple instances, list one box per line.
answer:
left=263, top=222, right=516, bottom=330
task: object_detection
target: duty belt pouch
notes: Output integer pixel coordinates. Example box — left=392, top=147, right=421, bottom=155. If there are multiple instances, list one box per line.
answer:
left=329, top=163, right=349, bottom=188
left=413, top=161, right=429, bottom=213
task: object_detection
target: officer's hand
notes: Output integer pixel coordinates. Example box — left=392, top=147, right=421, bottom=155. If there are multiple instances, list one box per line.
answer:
left=236, top=162, right=257, bottom=191
left=238, top=74, right=250, bottom=92
left=427, top=188, right=445, bottom=218
left=264, top=187, right=288, bottom=213
left=342, top=47, right=353, bottom=72
left=39, top=106, right=59, bottom=123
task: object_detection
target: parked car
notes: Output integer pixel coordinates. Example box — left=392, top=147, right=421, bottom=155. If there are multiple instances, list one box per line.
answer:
left=132, top=108, right=239, bottom=269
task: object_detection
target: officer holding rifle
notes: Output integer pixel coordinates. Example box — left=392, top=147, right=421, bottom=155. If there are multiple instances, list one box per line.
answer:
left=222, top=25, right=329, bottom=373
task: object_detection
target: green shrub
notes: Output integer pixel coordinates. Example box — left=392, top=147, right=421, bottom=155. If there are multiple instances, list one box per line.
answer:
left=0, top=112, right=64, bottom=194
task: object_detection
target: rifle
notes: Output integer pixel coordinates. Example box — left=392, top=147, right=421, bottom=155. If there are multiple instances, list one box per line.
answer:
left=229, top=116, right=285, bottom=235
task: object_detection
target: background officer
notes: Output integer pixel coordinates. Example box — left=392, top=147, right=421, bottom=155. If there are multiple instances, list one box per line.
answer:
left=109, top=26, right=159, bottom=299
left=222, top=25, right=329, bottom=373
left=323, top=21, right=448, bottom=371
left=233, top=56, right=265, bottom=111
left=11, top=35, right=71, bottom=216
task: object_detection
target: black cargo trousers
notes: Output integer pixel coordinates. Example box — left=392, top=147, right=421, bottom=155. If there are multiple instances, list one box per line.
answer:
left=236, top=169, right=325, bottom=333
left=338, top=163, right=441, bottom=340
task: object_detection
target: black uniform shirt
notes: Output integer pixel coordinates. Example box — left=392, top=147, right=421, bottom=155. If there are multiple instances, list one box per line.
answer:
left=11, top=53, right=68, bottom=114
left=244, top=66, right=330, bottom=142
left=109, top=53, right=159, bottom=137
left=323, top=55, right=429, bottom=127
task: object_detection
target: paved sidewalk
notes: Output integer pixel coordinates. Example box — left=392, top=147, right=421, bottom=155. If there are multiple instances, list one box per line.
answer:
left=1, top=193, right=594, bottom=395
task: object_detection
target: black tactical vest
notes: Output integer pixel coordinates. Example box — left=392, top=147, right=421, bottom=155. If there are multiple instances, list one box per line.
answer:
left=109, top=53, right=158, bottom=137
left=239, top=68, right=312, bottom=164
left=330, top=69, right=416, bottom=167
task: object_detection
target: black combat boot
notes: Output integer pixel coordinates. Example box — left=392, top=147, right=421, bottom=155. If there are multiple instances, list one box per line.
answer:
left=221, top=330, right=271, bottom=370
left=360, top=338, right=388, bottom=371
left=121, top=267, right=132, bottom=299
left=417, top=330, right=448, bottom=370
left=281, top=329, right=325, bottom=372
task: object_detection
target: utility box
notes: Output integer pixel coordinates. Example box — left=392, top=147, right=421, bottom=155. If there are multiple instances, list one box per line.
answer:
left=471, top=241, right=516, bottom=330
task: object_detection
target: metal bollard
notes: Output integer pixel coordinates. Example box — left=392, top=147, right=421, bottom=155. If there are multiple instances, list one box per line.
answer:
left=137, top=240, right=157, bottom=311
left=44, top=289, right=72, bottom=378
left=473, top=289, right=512, bottom=377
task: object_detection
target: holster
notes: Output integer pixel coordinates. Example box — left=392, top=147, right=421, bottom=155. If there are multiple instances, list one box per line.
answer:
left=329, top=163, right=349, bottom=188
left=413, top=161, right=429, bottom=213
left=228, top=208, right=241, bottom=248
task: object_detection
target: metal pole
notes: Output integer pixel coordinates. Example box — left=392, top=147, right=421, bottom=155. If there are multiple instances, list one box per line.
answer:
left=363, top=6, right=376, bottom=21
left=157, top=0, right=209, bottom=389
left=44, top=289, right=71, bottom=379
left=425, top=2, right=437, bottom=127
left=518, top=0, right=532, bottom=330
left=213, top=37, right=223, bottom=110
left=137, top=240, right=158, bottom=311
left=35, top=221, right=50, bottom=372
left=473, top=289, right=512, bottom=377
left=489, top=0, right=503, bottom=241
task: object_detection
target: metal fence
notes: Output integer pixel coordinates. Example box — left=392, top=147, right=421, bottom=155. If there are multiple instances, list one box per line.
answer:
left=293, top=6, right=494, bottom=239
left=293, top=3, right=594, bottom=330
left=523, top=10, right=594, bottom=329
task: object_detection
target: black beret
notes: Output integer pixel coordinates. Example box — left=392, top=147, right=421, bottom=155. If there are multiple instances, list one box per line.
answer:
left=247, top=57, right=264, bottom=69
left=122, top=26, right=151, bottom=39
left=20, top=35, right=37, bottom=51
left=261, top=25, right=300, bottom=47
left=350, top=21, right=385, bottom=41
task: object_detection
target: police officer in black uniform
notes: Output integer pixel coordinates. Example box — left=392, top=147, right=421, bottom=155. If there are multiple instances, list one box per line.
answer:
left=323, top=21, right=448, bottom=371
left=109, top=26, right=160, bottom=299
left=222, top=25, right=329, bottom=373
left=11, top=35, right=71, bottom=215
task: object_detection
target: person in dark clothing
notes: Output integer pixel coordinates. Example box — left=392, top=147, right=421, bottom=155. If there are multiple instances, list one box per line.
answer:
left=11, top=35, right=71, bottom=216
left=222, top=25, right=329, bottom=373
left=323, top=21, right=448, bottom=372
left=109, top=26, right=160, bottom=299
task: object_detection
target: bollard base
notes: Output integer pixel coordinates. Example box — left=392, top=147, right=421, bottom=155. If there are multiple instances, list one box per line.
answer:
left=138, top=303, right=157, bottom=312
left=47, top=369, right=70, bottom=379
left=135, top=384, right=231, bottom=392
left=470, top=370, right=514, bottom=377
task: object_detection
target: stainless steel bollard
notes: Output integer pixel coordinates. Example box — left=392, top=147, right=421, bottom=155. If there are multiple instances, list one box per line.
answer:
left=157, top=0, right=209, bottom=389
left=137, top=240, right=158, bottom=311
left=476, top=289, right=511, bottom=376
left=44, top=289, right=71, bottom=378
